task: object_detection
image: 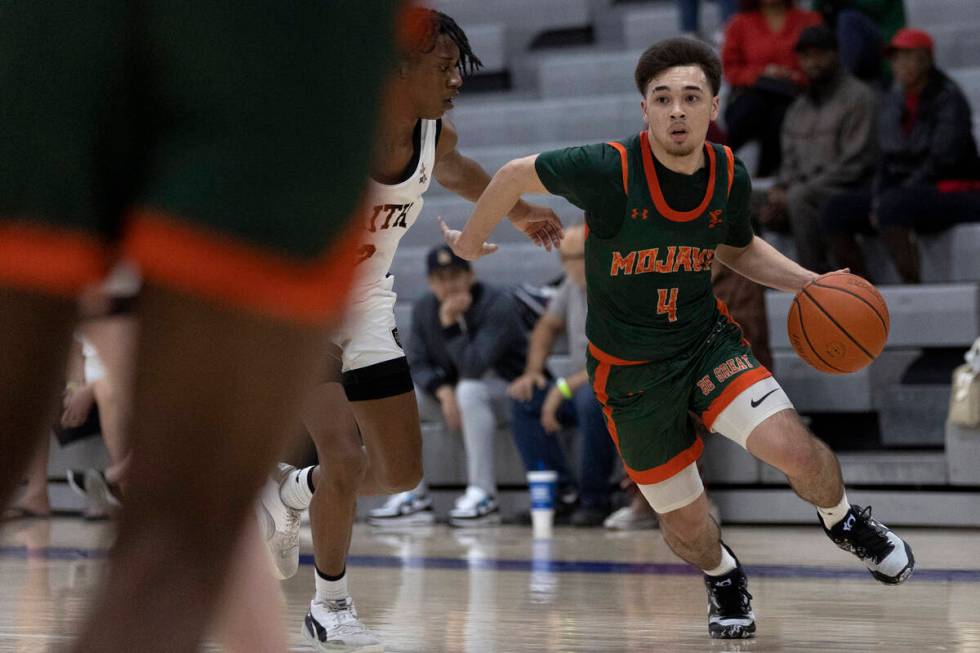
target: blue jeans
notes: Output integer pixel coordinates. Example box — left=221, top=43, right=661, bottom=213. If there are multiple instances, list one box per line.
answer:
left=678, top=0, right=737, bottom=33
left=510, top=383, right=618, bottom=509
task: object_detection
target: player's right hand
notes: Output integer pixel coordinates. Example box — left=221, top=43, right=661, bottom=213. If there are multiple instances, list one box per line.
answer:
left=506, top=372, right=548, bottom=402
left=439, top=217, right=498, bottom=260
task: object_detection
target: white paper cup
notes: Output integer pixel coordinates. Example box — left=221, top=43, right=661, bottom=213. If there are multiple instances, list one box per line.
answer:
left=527, top=470, right=558, bottom=540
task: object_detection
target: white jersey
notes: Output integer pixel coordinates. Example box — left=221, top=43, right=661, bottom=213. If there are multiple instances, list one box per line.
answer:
left=354, top=118, right=438, bottom=290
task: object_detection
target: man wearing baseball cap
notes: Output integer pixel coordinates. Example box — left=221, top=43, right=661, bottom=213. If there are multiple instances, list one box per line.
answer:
left=761, top=24, right=877, bottom=273
left=369, top=244, right=576, bottom=527
left=822, top=26, right=980, bottom=283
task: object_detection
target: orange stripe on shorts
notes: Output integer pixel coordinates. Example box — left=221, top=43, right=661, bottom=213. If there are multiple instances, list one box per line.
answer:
left=0, top=221, right=109, bottom=296
left=123, top=208, right=363, bottom=326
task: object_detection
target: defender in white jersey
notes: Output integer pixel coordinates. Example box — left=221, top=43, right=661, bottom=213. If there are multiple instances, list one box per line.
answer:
left=258, top=9, right=563, bottom=653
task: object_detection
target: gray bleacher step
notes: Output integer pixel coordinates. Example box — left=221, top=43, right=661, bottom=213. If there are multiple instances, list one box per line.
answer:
left=535, top=48, right=645, bottom=98
left=907, top=0, right=980, bottom=31
left=929, top=25, right=980, bottom=71
left=766, top=283, right=980, bottom=350
left=595, top=3, right=722, bottom=50
left=919, top=223, right=980, bottom=284
left=947, top=421, right=980, bottom=486
left=877, top=384, right=952, bottom=447
left=771, top=349, right=919, bottom=413
left=712, top=488, right=980, bottom=526
left=390, top=243, right=563, bottom=304
left=433, top=0, right=592, bottom=54
left=464, top=23, right=507, bottom=73
left=759, top=450, right=948, bottom=486
left=450, top=93, right=643, bottom=147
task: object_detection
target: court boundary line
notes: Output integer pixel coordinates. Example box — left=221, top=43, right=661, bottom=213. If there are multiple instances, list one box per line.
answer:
left=3, top=545, right=980, bottom=583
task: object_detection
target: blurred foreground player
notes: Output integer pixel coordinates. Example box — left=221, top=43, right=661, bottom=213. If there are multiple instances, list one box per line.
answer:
left=446, top=37, right=915, bottom=639
left=0, top=2, right=401, bottom=651
left=258, top=8, right=563, bottom=652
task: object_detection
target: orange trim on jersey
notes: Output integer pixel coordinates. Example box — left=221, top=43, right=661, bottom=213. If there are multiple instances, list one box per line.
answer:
left=607, top=142, right=629, bottom=195
left=0, top=221, right=108, bottom=296
left=640, top=131, right=717, bottom=223
left=700, top=367, right=773, bottom=429
left=626, top=437, right=704, bottom=485
left=123, top=208, right=362, bottom=325
left=588, top=342, right=649, bottom=367
left=723, top=146, right=735, bottom=198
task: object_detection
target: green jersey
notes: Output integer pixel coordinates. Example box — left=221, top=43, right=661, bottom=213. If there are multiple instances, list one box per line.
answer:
left=536, top=131, right=753, bottom=362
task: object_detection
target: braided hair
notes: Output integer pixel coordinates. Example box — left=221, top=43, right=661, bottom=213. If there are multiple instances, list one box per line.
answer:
left=404, top=8, right=483, bottom=76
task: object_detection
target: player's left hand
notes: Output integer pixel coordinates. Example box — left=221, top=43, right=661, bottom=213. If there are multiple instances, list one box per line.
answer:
left=508, top=203, right=563, bottom=251
left=540, top=386, right=564, bottom=434
left=439, top=217, right=498, bottom=261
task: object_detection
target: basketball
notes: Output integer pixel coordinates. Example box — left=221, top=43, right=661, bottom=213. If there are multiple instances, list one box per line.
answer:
left=787, top=272, right=890, bottom=374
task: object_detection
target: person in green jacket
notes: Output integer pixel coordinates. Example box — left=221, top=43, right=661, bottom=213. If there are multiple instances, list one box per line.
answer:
left=814, top=0, right=907, bottom=82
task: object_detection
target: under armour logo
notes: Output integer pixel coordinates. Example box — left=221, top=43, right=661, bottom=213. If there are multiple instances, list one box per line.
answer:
left=631, top=207, right=649, bottom=220
left=708, top=209, right=723, bottom=229
left=419, top=163, right=428, bottom=184
left=843, top=514, right=856, bottom=532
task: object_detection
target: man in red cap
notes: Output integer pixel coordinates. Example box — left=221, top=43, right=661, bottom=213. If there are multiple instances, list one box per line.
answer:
left=821, top=26, right=980, bottom=283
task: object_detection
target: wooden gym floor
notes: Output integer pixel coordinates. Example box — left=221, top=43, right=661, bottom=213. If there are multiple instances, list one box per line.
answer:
left=2, top=518, right=979, bottom=652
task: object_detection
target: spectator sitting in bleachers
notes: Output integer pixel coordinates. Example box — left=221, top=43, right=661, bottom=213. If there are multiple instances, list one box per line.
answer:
left=721, top=0, right=822, bottom=177
left=822, top=27, right=980, bottom=283
left=759, top=25, right=877, bottom=273
left=507, top=225, right=618, bottom=527
left=813, top=0, right=907, bottom=84
left=369, top=244, right=547, bottom=527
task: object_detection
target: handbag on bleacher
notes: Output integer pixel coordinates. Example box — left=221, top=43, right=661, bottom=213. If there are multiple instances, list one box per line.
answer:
left=949, top=338, right=980, bottom=427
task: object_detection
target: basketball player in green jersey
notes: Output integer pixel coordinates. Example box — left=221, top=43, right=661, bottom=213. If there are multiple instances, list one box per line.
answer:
left=444, top=38, right=915, bottom=639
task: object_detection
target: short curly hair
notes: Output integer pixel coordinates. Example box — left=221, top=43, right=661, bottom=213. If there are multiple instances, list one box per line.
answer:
left=634, top=37, right=722, bottom=96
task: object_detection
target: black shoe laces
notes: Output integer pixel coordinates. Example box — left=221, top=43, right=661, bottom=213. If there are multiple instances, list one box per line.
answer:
left=707, top=573, right=753, bottom=617
left=834, top=505, right=894, bottom=564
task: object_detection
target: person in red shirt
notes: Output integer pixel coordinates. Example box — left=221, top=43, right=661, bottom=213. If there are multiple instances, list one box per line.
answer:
left=721, top=0, right=822, bottom=176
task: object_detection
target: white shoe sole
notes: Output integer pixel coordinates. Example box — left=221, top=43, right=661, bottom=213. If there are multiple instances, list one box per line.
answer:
left=301, top=616, right=385, bottom=653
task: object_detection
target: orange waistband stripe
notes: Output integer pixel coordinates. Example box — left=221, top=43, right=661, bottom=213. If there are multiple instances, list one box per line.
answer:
left=588, top=342, right=649, bottom=367
left=0, top=221, right=109, bottom=296
left=123, top=208, right=362, bottom=325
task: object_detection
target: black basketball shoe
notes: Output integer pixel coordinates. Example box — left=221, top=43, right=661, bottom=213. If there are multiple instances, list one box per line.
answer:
left=823, top=504, right=915, bottom=585
left=703, top=543, right=756, bottom=639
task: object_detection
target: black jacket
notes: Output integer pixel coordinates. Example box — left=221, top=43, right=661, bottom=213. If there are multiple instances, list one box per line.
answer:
left=407, top=282, right=528, bottom=398
left=876, top=68, right=980, bottom=193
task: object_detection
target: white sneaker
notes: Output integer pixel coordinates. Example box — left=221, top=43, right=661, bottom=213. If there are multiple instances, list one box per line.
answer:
left=258, top=463, right=302, bottom=580
left=603, top=505, right=658, bottom=531
left=302, top=598, right=384, bottom=653
left=367, top=491, right=435, bottom=527
left=448, top=487, right=500, bottom=527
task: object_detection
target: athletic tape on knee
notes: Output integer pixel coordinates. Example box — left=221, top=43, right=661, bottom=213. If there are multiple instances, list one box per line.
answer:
left=711, top=376, right=794, bottom=449
left=638, top=462, right=704, bottom=513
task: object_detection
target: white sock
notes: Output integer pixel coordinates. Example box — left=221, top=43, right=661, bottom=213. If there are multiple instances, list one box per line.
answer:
left=817, top=492, right=852, bottom=529
left=279, top=466, right=315, bottom=510
left=315, top=566, right=349, bottom=604
left=703, top=544, right=738, bottom=577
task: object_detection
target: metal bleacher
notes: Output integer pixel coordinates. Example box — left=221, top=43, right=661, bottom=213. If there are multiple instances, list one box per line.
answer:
left=381, top=0, right=980, bottom=526
left=46, top=1, right=980, bottom=525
